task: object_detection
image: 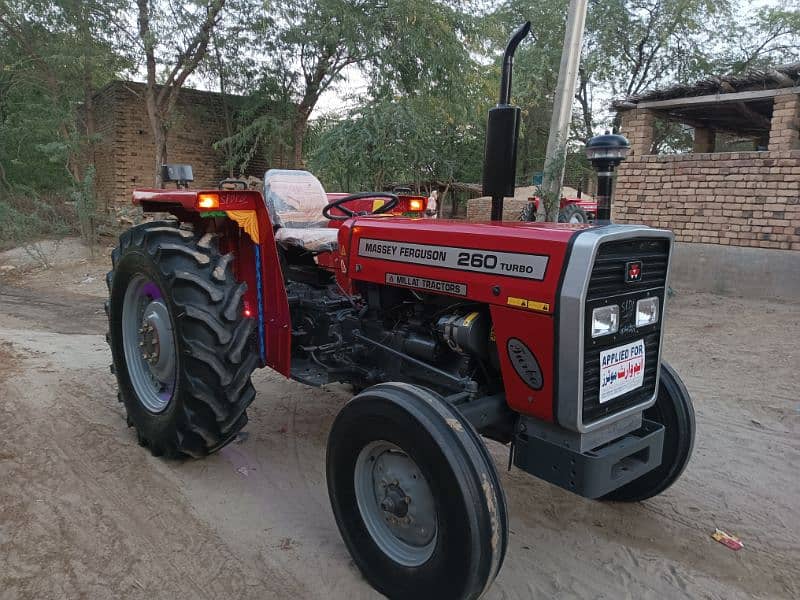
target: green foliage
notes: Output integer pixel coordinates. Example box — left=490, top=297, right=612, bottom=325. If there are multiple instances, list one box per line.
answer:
left=217, top=0, right=481, bottom=168
left=0, top=0, right=129, bottom=182
left=212, top=74, right=297, bottom=174
left=652, top=120, right=694, bottom=154
left=0, top=193, right=76, bottom=250
left=587, top=0, right=729, bottom=99
left=0, top=0, right=128, bottom=243
left=1, top=0, right=799, bottom=233
left=73, top=165, right=97, bottom=250
left=308, top=92, right=488, bottom=192
left=722, top=5, right=800, bottom=72
left=536, top=142, right=566, bottom=221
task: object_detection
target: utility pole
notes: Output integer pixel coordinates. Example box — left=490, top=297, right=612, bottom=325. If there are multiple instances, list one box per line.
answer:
left=532, top=0, right=589, bottom=221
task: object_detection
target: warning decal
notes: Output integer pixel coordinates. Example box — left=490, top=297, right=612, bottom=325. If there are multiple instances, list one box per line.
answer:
left=358, top=238, right=549, bottom=280
left=385, top=273, right=467, bottom=296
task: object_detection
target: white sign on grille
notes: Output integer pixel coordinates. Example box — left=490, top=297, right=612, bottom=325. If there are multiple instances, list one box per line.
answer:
left=599, top=339, right=646, bottom=403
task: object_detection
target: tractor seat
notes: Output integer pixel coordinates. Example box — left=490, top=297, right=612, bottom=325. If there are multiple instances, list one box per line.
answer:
left=274, top=227, right=338, bottom=253
left=263, top=169, right=338, bottom=253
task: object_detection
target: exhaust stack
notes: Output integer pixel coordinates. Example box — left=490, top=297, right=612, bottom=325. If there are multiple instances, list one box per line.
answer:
left=482, top=21, right=531, bottom=221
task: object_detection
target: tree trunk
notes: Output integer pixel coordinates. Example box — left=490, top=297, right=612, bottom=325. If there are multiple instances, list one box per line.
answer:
left=136, top=0, right=225, bottom=186
left=439, top=181, right=451, bottom=219
left=153, top=125, right=168, bottom=187
left=0, top=160, right=10, bottom=194
left=291, top=113, right=308, bottom=168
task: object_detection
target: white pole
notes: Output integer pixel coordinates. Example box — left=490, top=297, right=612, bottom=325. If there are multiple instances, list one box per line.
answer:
left=535, top=0, right=589, bottom=221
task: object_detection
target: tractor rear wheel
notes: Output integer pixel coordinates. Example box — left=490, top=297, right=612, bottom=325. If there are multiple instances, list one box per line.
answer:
left=602, top=362, right=695, bottom=502
left=519, top=201, right=536, bottom=221
left=106, top=220, right=258, bottom=458
left=558, top=204, right=589, bottom=224
left=326, top=383, right=508, bottom=600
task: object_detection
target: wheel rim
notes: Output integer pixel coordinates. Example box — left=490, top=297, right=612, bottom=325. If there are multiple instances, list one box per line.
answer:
left=354, top=440, right=438, bottom=567
left=121, top=275, right=177, bottom=413
left=570, top=214, right=583, bottom=223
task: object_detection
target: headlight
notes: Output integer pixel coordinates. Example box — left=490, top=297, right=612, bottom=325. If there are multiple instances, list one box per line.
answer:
left=591, top=305, right=619, bottom=338
left=636, top=297, right=659, bottom=327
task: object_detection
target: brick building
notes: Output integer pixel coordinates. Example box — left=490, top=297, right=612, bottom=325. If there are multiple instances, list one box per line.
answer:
left=90, top=80, right=285, bottom=211
left=465, top=65, right=799, bottom=297
left=614, top=66, right=800, bottom=252
left=612, top=65, right=800, bottom=298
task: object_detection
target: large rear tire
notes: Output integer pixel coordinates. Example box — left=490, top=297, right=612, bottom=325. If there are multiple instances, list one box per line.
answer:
left=326, top=383, right=508, bottom=600
left=518, top=201, right=535, bottom=222
left=602, top=362, right=695, bottom=502
left=106, top=221, right=258, bottom=458
left=558, top=204, right=589, bottom=224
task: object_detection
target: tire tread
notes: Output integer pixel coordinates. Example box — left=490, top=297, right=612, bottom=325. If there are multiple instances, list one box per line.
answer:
left=107, top=220, right=258, bottom=459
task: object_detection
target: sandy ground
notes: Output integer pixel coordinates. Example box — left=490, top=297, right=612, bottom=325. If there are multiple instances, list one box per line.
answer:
left=0, top=239, right=798, bottom=600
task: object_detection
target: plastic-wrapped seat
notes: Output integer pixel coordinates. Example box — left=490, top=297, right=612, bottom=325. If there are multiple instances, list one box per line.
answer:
left=263, top=169, right=339, bottom=253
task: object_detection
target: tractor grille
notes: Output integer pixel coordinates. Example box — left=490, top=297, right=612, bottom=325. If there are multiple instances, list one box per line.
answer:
left=586, top=238, right=669, bottom=298
left=581, top=237, right=670, bottom=424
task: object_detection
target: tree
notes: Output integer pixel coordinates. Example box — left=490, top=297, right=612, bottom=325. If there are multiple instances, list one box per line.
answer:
left=309, top=91, right=487, bottom=193
left=228, top=0, right=477, bottom=169
left=723, top=5, right=800, bottom=73
left=134, top=0, right=226, bottom=186
left=0, top=0, right=126, bottom=189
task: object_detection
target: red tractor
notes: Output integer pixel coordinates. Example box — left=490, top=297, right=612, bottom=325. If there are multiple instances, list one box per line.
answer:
left=106, top=23, right=694, bottom=600
left=524, top=193, right=598, bottom=223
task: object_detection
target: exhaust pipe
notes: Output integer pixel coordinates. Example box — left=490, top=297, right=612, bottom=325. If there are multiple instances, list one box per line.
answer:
left=482, top=21, right=531, bottom=221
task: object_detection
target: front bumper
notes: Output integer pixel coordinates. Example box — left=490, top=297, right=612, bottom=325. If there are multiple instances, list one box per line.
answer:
left=513, top=419, right=664, bottom=499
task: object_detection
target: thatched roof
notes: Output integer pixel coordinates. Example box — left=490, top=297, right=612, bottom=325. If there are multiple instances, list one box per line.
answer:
left=613, top=62, right=800, bottom=109
left=612, top=63, right=799, bottom=138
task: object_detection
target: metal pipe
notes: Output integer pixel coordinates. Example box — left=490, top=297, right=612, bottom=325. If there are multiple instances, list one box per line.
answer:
left=594, top=167, right=615, bottom=223
left=490, top=195, right=504, bottom=221
left=536, top=0, right=589, bottom=221
left=353, top=331, right=470, bottom=390
left=498, top=21, right=531, bottom=105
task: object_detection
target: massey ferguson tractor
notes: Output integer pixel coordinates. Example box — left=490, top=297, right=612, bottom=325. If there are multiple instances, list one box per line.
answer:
left=106, top=23, right=694, bottom=600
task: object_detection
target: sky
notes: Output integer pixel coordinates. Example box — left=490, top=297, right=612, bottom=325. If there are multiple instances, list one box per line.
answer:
left=310, top=0, right=794, bottom=122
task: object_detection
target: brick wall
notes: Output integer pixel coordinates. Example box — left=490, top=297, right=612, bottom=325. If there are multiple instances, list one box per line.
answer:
left=466, top=197, right=528, bottom=221
left=91, top=84, right=119, bottom=212
left=614, top=151, right=800, bottom=251
left=619, top=108, right=656, bottom=157
left=769, top=93, right=800, bottom=152
left=92, top=81, right=282, bottom=211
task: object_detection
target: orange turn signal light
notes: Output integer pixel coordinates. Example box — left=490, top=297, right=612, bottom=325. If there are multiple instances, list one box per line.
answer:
left=409, top=198, right=424, bottom=211
left=197, top=193, right=220, bottom=209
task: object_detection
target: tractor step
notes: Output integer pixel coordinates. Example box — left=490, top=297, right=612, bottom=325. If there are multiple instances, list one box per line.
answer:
left=513, top=419, right=664, bottom=499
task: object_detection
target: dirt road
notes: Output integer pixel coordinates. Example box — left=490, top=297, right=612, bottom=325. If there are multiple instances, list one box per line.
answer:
left=1, top=242, right=798, bottom=599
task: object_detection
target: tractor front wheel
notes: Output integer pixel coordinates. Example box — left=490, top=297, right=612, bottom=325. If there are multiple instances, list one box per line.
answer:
left=326, top=383, right=508, bottom=600
left=106, top=221, right=258, bottom=458
left=602, top=362, right=695, bottom=502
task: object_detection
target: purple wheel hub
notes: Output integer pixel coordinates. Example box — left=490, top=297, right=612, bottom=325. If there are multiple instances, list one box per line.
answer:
left=122, top=275, right=176, bottom=412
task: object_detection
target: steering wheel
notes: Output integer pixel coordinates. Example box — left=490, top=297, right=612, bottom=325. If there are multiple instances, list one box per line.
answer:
left=322, top=192, right=400, bottom=221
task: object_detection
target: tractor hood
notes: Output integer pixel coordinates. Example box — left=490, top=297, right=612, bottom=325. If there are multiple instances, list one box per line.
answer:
left=338, top=218, right=590, bottom=313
